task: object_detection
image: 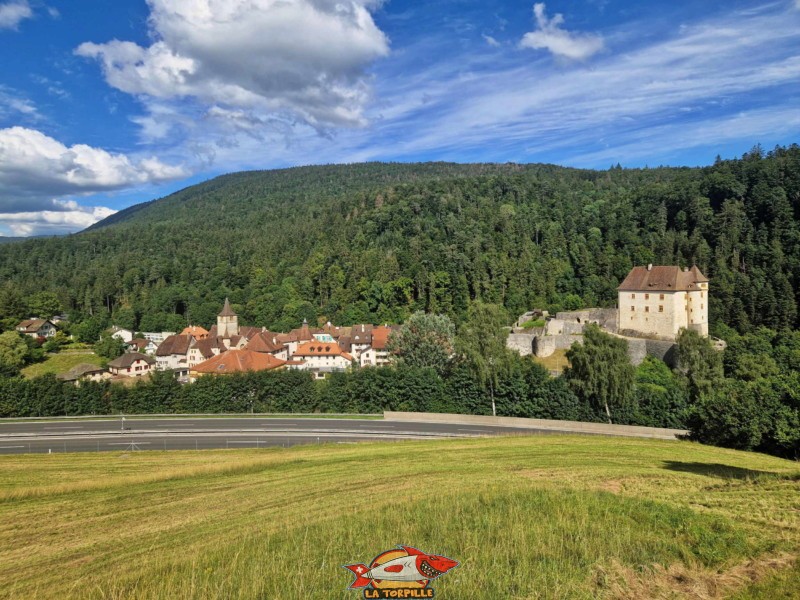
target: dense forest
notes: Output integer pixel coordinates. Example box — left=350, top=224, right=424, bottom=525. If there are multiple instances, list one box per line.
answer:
left=0, top=145, right=798, bottom=335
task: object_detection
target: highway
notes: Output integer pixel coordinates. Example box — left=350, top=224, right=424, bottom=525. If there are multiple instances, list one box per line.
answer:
left=0, top=417, right=549, bottom=454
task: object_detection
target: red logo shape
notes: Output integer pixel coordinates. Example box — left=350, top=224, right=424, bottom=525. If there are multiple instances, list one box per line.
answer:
left=344, top=546, right=458, bottom=598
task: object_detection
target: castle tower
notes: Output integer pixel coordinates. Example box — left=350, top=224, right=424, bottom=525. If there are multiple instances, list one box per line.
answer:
left=217, top=298, right=239, bottom=338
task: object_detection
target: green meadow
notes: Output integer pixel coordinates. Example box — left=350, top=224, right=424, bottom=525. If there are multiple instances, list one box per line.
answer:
left=21, top=351, right=104, bottom=379
left=0, top=436, right=797, bottom=599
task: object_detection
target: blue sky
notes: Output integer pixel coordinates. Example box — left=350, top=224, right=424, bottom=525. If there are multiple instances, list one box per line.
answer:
left=0, top=0, right=798, bottom=236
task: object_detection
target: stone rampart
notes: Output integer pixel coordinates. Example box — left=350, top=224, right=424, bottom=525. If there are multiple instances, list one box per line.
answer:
left=507, top=333, right=536, bottom=356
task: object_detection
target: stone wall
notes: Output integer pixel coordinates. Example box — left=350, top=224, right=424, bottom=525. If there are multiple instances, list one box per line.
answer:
left=532, top=334, right=582, bottom=357
left=556, top=308, right=618, bottom=333
left=507, top=333, right=536, bottom=356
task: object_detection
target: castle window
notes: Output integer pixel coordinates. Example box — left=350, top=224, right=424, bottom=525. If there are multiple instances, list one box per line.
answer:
left=701, top=292, right=704, bottom=298
left=645, top=306, right=649, bottom=313
left=645, top=294, right=650, bottom=300
left=659, top=294, right=665, bottom=300
left=631, top=293, right=635, bottom=299
left=701, top=304, right=704, bottom=309
left=659, top=306, right=663, bottom=312
left=630, top=306, right=635, bottom=311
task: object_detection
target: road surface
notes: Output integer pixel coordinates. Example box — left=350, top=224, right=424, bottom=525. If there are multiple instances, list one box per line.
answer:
left=0, top=417, right=550, bottom=454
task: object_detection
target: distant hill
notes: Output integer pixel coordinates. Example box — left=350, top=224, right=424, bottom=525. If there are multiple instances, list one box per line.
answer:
left=0, top=149, right=798, bottom=333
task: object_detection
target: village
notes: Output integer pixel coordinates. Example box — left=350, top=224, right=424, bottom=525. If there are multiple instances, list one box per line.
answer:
left=15, top=264, right=711, bottom=385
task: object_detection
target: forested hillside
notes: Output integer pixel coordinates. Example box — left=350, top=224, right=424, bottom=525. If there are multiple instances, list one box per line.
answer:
left=0, top=145, right=798, bottom=334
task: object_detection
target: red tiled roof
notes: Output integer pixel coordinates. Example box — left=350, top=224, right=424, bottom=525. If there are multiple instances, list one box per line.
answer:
left=293, top=341, right=353, bottom=361
left=618, top=265, right=709, bottom=292
left=182, top=326, right=209, bottom=339
left=370, top=326, right=394, bottom=350
left=247, top=331, right=284, bottom=354
left=192, top=349, right=286, bottom=374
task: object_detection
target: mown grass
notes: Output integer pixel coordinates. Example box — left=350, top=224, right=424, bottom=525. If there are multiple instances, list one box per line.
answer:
left=0, top=436, right=797, bottom=599
left=21, top=351, right=104, bottom=379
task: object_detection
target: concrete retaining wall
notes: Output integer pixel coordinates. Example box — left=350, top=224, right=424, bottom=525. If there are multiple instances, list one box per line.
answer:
left=384, top=411, right=688, bottom=440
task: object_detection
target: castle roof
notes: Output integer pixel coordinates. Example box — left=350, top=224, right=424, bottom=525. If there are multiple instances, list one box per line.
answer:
left=618, top=265, right=709, bottom=292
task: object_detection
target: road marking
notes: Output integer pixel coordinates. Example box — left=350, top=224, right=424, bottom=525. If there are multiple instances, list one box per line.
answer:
left=227, top=440, right=259, bottom=444
left=457, top=428, right=490, bottom=433
left=43, top=426, right=83, bottom=430
left=107, top=442, right=151, bottom=446
left=154, top=424, right=195, bottom=427
left=0, top=445, right=24, bottom=449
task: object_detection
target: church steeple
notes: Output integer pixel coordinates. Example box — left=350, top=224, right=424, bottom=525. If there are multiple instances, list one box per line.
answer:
left=217, top=298, right=239, bottom=338
left=219, top=298, right=236, bottom=318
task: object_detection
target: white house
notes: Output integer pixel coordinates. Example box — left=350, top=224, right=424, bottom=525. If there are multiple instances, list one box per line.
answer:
left=107, top=352, right=155, bottom=378
left=290, top=341, right=354, bottom=379
left=359, top=325, right=394, bottom=367
left=155, top=334, right=194, bottom=371
left=110, top=327, right=134, bottom=343
left=16, top=319, right=57, bottom=339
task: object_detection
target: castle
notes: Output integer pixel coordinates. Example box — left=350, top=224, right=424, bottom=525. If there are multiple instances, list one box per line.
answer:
left=617, top=265, right=709, bottom=340
left=508, top=265, right=711, bottom=368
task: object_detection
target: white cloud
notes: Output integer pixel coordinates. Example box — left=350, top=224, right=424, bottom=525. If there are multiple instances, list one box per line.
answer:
left=520, top=3, right=604, bottom=60
left=0, top=126, right=187, bottom=212
left=0, top=0, right=32, bottom=30
left=0, top=200, right=117, bottom=236
left=76, top=0, right=390, bottom=130
left=482, top=34, right=500, bottom=47
left=0, top=85, right=40, bottom=120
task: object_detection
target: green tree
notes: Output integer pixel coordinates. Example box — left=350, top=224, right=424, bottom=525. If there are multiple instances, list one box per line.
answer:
left=455, top=301, right=513, bottom=417
left=0, top=331, right=30, bottom=377
left=564, top=324, right=635, bottom=423
left=27, top=292, right=61, bottom=319
left=386, top=311, right=455, bottom=375
left=676, top=328, right=723, bottom=402
left=94, top=335, right=126, bottom=360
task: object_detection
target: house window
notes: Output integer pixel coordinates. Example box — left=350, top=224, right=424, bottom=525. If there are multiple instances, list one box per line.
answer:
left=645, top=306, right=649, bottom=313
left=659, top=306, right=663, bottom=312
left=659, top=294, right=665, bottom=300
left=645, top=294, right=650, bottom=300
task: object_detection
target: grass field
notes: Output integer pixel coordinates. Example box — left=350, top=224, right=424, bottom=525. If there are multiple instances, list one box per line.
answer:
left=532, top=348, right=571, bottom=372
left=21, top=351, right=104, bottom=379
left=0, top=436, right=797, bottom=599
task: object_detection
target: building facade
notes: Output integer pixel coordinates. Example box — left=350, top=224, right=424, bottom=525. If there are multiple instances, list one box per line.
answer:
left=617, top=265, right=709, bottom=340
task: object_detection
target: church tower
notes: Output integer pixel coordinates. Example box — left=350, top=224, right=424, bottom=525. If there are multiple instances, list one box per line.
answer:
left=217, top=298, right=239, bottom=338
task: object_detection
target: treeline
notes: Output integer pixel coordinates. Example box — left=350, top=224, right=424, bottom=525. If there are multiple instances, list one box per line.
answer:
left=2, top=323, right=796, bottom=458
left=0, top=358, right=659, bottom=427
left=0, top=146, right=798, bottom=333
